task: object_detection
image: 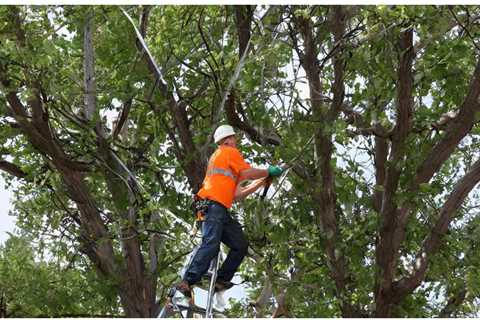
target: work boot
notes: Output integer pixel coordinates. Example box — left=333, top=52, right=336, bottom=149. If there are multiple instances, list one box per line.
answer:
left=175, top=280, right=192, bottom=298
left=215, top=279, right=234, bottom=292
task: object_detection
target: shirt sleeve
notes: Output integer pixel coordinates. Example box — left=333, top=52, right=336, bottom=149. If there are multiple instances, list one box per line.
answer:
left=228, top=148, right=251, bottom=177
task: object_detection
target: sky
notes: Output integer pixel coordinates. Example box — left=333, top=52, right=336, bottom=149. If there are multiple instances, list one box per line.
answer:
left=0, top=175, right=16, bottom=244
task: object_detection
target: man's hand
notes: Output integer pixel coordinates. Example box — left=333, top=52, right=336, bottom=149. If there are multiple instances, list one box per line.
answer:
left=267, top=165, right=283, bottom=177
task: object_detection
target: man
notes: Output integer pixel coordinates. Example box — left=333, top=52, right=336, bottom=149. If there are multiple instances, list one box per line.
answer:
left=176, top=124, right=283, bottom=296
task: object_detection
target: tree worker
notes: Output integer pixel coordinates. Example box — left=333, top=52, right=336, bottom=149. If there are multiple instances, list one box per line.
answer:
left=176, top=124, right=283, bottom=296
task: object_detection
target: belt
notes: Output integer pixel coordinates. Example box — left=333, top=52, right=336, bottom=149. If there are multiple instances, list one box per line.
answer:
left=193, top=198, right=226, bottom=223
left=205, top=198, right=226, bottom=209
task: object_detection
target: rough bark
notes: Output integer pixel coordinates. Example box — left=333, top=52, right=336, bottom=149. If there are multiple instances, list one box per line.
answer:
left=250, top=274, right=273, bottom=317
left=292, top=6, right=354, bottom=317
left=234, top=5, right=254, bottom=59
left=373, top=44, right=480, bottom=317
left=374, top=27, right=414, bottom=317
left=392, top=159, right=480, bottom=303
left=272, top=290, right=289, bottom=318
left=414, top=58, right=480, bottom=187
left=225, top=91, right=281, bottom=146
left=227, top=7, right=282, bottom=146
left=0, top=160, right=27, bottom=179
left=83, top=9, right=96, bottom=121
left=0, top=8, right=158, bottom=317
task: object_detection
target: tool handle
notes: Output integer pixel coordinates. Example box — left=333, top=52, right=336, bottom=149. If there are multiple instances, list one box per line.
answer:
left=261, top=163, right=289, bottom=201
left=261, top=176, right=273, bottom=200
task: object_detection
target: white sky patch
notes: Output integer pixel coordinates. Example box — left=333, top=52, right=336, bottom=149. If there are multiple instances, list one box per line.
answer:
left=0, top=176, right=16, bottom=244
left=100, top=98, right=122, bottom=131
left=47, top=6, right=75, bottom=41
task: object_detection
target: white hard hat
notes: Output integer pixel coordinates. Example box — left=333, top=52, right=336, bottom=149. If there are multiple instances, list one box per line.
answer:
left=214, top=125, right=236, bottom=143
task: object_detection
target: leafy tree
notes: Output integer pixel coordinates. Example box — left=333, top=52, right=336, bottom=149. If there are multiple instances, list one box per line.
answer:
left=0, top=235, right=121, bottom=317
left=1, top=4, right=480, bottom=317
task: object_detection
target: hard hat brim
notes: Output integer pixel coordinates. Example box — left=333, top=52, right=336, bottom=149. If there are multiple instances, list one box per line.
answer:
left=215, top=133, right=236, bottom=144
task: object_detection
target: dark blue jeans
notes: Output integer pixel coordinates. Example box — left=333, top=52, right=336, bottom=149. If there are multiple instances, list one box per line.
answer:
left=183, top=202, right=249, bottom=285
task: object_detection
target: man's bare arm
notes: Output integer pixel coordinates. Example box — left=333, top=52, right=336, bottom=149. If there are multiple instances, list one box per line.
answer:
left=238, top=168, right=268, bottom=182
left=234, top=178, right=267, bottom=201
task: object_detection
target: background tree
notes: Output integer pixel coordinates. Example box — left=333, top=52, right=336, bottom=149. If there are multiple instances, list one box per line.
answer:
left=0, top=235, right=121, bottom=317
left=1, top=4, right=480, bottom=317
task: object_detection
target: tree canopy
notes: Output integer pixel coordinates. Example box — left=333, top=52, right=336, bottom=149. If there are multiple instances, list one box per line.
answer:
left=1, top=5, right=480, bottom=317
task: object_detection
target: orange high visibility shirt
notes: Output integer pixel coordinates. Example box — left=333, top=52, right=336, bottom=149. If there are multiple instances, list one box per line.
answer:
left=197, top=145, right=251, bottom=208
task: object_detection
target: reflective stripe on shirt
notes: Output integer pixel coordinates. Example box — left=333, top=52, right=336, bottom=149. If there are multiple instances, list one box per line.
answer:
left=207, top=167, right=237, bottom=181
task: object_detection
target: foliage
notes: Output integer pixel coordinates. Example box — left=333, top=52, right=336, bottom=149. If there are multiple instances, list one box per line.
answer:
left=0, top=235, right=121, bottom=317
left=1, top=4, right=480, bottom=317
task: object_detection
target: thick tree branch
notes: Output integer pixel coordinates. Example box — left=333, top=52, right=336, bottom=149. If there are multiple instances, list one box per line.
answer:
left=293, top=11, right=322, bottom=112
left=373, top=123, right=389, bottom=212
left=328, top=6, right=347, bottom=121
left=0, top=160, right=27, bottom=179
left=250, top=275, right=273, bottom=317
left=414, top=57, right=480, bottom=187
left=272, top=289, right=289, bottom=318
left=225, top=91, right=281, bottom=146
left=292, top=7, right=354, bottom=317
left=112, top=98, right=132, bottom=142
left=223, top=7, right=282, bottom=146
left=393, top=158, right=480, bottom=301
left=139, top=6, right=150, bottom=38
left=128, top=8, right=206, bottom=191
left=375, top=27, right=414, bottom=317
left=234, top=5, right=254, bottom=59
left=83, top=9, right=96, bottom=121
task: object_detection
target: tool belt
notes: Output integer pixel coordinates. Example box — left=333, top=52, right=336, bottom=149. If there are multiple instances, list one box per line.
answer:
left=192, top=195, right=209, bottom=222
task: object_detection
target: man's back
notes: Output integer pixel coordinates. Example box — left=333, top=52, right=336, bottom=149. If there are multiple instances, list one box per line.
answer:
left=197, top=145, right=250, bottom=208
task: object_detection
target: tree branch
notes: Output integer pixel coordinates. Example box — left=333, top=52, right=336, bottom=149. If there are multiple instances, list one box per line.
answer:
left=292, top=7, right=354, bottom=317
left=234, top=5, right=254, bottom=59
left=0, top=160, right=27, bottom=179
left=112, top=98, right=132, bottom=142
left=448, top=7, right=480, bottom=51
left=375, top=26, right=414, bottom=317
left=393, top=158, right=480, bottom=300
left=414, top=57, right=480, bottom=187
left=373, top=123, right=389, bottom=212
left=250, top=275, right=273, bottom=317
left=328, top=6, right=347, bottom=120
left=223, top=6, right=282, bottom=146
left=438, top=286, right=467, bottom=318
left=139, top=5, right=151, bottom=38
left=83, top=9, right=96, bottom=121
left=127, top=8, right=207, bottom=191
left=225, top=91, right=281, bottom=146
